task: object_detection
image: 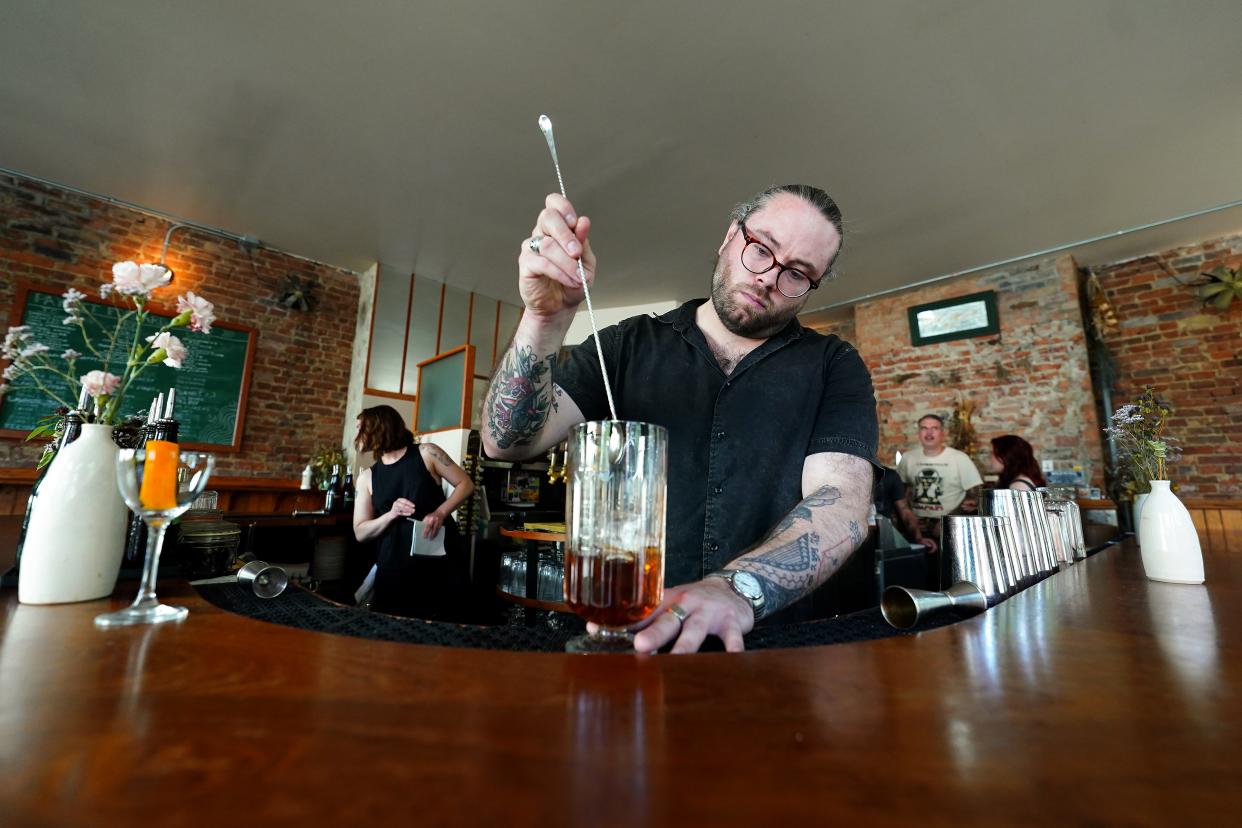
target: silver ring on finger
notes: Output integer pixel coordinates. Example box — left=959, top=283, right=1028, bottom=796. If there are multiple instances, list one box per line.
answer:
left=528, top=235, right=543, bottom=254
left=667, top=603, right=688, bottom=626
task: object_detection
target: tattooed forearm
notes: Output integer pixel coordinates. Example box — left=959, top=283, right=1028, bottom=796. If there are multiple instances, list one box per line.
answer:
left=484, top=344, right=557, bottom=450
left=732, top=466, right=871, bottom=617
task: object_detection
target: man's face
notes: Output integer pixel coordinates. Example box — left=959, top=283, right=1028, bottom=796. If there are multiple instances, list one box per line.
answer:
left=918, top=418, right=945, bottom=451
left=711, top=193, right=840, bottom=339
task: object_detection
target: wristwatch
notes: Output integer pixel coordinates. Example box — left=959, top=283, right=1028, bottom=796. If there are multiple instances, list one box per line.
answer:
left=707, top=569, right=766, bottom=621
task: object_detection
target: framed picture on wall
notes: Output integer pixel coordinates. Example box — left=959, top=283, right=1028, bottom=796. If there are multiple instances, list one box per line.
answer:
left=907, top=290, right=999, bottom=346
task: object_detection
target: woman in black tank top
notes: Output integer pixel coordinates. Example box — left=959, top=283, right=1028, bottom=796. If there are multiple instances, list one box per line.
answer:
left=352, top=405, right=475, bottom=619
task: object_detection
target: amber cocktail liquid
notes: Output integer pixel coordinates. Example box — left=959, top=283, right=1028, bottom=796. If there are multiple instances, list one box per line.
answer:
left=564, top=421, right=667, bottom=653
left=565, top=545, right=663, bottom=628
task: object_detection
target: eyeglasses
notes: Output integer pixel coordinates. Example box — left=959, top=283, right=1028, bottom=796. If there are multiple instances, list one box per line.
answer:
left=738, top=223, right=821, bottom=298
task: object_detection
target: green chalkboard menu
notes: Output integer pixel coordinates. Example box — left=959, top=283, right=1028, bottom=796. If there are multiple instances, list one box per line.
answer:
left=1, top=285, right=256, bottom=450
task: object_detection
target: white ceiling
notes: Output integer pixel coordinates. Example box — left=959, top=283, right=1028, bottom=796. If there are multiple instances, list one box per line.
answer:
left=3, top=1, right=1242, bottom=313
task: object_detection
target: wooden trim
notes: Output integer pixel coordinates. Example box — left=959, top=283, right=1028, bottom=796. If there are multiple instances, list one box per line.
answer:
left=412, top=344, right=475, bottom=435
left=397, top=272, right=415, bottom=395
left=207, top=476, right=303, bottom=491
left=499, top=527, right=567, bottom=543
left=1181, top=498, right=1242, bottom=509
left=363, top=260, right=380, bottom=391
left=434, top=283, right=446, bottom=354
left=491, top=299, right=502, bottom=371
left=461, top=344, right=475, bottom=429
left=361, top=388, right=417, bottom=402
left=465, top=292, right=474, bottom=343
left=0, top=467, right=39, bottom=484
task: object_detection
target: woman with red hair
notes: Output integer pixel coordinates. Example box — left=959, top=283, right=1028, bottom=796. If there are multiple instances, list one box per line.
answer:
left=987, top=435, right=1047, bottom=491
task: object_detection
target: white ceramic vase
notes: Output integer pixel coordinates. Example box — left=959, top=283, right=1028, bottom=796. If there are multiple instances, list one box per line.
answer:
left=1132, top=491, right=1150, bottom=540
left=18, top=424, right=129, bottom=604
left=1137, top=480, right=1205, bottom=584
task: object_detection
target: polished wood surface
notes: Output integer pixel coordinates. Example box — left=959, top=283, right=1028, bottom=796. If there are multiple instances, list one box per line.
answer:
left=1, top=539, right=1237, bottom=827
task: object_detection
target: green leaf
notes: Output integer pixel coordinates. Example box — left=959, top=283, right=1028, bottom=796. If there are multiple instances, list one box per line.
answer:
left=1212, top=289, right=1234, bottom=309
left=1199, top=282, right=1228, bottom=297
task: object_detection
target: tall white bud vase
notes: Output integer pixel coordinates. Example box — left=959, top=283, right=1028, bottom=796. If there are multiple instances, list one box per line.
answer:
left=18, top=424, right=129, bottom=604
left=1137, top=480, right=1205, bottom=584
left=1132, top=491, right=1150, bottom=541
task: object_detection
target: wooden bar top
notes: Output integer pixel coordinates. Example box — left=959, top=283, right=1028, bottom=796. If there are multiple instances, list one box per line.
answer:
left=0, top=539, right=1237, bottom=826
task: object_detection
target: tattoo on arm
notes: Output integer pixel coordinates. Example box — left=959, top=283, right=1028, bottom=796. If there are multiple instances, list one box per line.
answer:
left=422, top=444, right=453, bottom=467
left=743, top=483, right=863, bottom=615
left=484, top=344, right=557, bottom=449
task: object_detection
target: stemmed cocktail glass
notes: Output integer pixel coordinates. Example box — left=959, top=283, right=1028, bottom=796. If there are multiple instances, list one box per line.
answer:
left=95, top=448, right=215, bottom=628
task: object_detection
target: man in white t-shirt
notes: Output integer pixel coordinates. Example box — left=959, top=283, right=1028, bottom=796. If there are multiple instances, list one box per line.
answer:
left=897, top=414, right=983, bottom=526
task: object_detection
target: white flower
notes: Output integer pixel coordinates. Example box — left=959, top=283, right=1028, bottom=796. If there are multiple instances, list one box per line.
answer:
left=2, top=326, right=32, bottom=359
left=62, top=288, right=86, bottom=315
left=61, top=348, right=81, bottom=361
left=111, top=261, right=171, bottom=297
left=2, top=364, right=21, bottom=381
left=100, top=283, right=114, bottom=299
left=19, top=343, right=49, bottom=359
left=80, top=370, right=121, bottom=398
left=176, top=291, right=216, bottom=333
left=146, top=331, right=188, bottom=368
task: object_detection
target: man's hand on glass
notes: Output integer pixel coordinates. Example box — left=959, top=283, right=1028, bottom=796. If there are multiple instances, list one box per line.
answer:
left=586, top=578, right=756, bottom=654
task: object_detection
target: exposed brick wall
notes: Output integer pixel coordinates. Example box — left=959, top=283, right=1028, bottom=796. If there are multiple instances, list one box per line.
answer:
left=850, top=255, right=1105, bottom=483
left=1, top=173, right=360, bottom=480
left=802, top=312, right=856, bottom=344
left=1091, top=233, right=1242, bottom=499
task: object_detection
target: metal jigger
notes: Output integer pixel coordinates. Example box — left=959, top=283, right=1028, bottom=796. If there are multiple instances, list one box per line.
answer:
left=940, top=516, right=1011, bottom=601
left=237, top=559, right=288, bottom=599
left=881, top=582, right=988, bottom=629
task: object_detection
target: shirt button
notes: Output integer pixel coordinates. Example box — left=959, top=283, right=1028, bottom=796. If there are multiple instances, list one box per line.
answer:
left=713, top=485, right=723, bottom=494
left=710, top=543, right=720, bottom=552
left=715, top=430, right=726, bottom=440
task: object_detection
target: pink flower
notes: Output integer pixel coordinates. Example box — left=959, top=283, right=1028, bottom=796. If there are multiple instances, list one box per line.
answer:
left=146, top=331, right=188, bottom=368
left=81, top=370, right=121, bottom=399
left=176, top=291, right=216, bottom=333
left=111, top=261, right=171, bottom=297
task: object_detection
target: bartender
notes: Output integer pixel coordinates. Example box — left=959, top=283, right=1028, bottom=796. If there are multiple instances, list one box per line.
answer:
left=482, top=184, right=879, bottom=653
left=352, top=405, right=474, bottom=619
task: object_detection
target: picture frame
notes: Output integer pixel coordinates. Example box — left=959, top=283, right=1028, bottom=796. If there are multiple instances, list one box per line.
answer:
left=907, top=290, right=1000, bottom=346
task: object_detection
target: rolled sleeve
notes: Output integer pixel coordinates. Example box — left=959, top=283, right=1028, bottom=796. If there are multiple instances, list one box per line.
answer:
left=553, top=326, right=618, bottom=422
left=809, top=345, right=880, bottom=467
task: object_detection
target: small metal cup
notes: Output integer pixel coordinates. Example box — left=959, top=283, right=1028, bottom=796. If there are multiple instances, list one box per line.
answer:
left=881, top=582, right=988, bottom=629
left=993, top=515, right=1033, bottom=587
left=1041, top=488, right=1088, bottom=561
left=1043, top=502, right=1076, bottom=565
left=237, top=560, right=288, bottom=599
left=980, top=489, right=1059, bottom=575
left=940, top=516, right=1009, bottom=600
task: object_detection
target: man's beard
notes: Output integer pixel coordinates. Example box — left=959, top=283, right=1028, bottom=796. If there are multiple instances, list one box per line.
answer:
left=710, top=256, right=801, bottom=339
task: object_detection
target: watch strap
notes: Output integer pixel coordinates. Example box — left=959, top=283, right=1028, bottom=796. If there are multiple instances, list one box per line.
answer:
left=706, top=569, right=766, bottom=620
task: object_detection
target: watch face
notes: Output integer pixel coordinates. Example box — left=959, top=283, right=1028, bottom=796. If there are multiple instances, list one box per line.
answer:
left=732, top=571, right=763, bottom=601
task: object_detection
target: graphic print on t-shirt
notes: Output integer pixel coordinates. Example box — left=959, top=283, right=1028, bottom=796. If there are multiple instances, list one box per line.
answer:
left=913, top=468, right=945, bottom=513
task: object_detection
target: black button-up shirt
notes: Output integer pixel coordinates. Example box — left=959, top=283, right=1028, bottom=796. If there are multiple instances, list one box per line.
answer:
left=557, top=300, right=879, bottom=593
